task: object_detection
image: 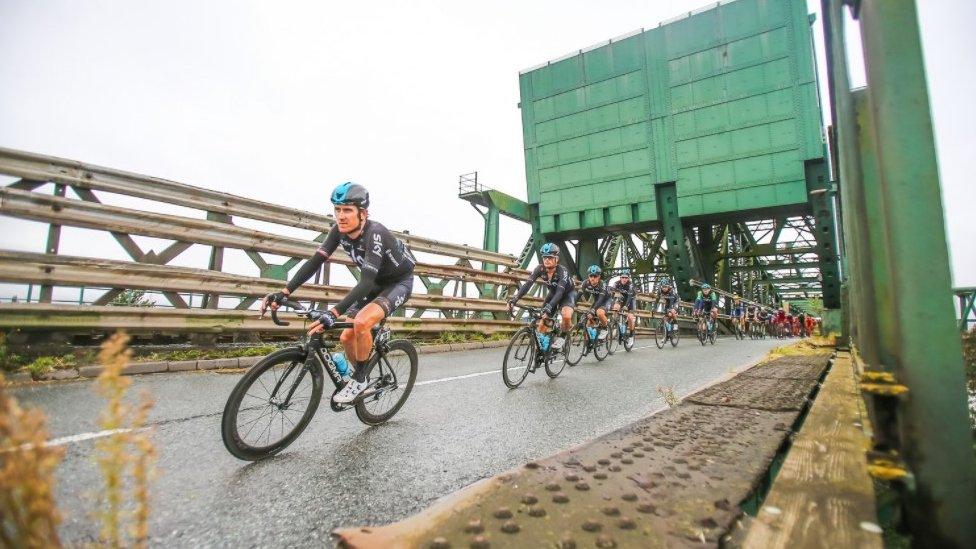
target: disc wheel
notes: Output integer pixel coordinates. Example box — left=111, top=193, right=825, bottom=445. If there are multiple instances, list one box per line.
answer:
left=502, top=327, right=535, bottom=389
left=222, top=347, right=322, bottom=461
left=355, top=340, right=418, bottom=426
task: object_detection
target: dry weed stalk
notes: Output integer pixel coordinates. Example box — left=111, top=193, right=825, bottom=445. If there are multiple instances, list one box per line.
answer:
left=93, top=331, right=156, bottom=548
left=0, top=373, right=64, bottom=548
left=657, top=385, right=679, bottom=408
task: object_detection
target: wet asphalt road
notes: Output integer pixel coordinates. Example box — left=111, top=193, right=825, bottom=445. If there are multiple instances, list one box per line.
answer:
left=13, top=336, right=782, bottom=547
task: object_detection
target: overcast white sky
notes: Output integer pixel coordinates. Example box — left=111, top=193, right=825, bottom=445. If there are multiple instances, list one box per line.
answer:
left=1, top=0, right=973, bottom=301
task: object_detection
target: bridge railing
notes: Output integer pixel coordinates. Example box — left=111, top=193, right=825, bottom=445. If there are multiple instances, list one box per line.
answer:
left=0, top=148, right=541, bottom=337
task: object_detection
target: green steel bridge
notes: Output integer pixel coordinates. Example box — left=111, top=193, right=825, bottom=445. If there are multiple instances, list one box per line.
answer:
left=459, top=0, right=975, bottom=545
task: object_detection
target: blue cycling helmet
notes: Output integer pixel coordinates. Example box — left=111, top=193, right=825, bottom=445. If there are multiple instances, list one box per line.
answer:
left=587, top=265, right=602, bottom=276
left=540, top=243, right=559, bottom=258
left=620, top=268, right=631, bottom=277
left=701, top=283, right=711, bottom=290
left=659, top=277, right=671, bottom=286
left=331, top=182, right=370, bottom=209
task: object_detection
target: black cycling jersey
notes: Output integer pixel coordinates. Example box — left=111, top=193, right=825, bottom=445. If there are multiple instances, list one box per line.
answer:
left=510, top=264, right=573, bottom=312
left=608, top=279, right=637, bottom=310
left=286, top=220, right=415, bottom=315
left=657, top=287, right=680, bottom=310
left=578, top=279, right=611, bottom=310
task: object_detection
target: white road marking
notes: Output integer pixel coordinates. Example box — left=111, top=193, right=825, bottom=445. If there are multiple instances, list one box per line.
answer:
left=5, top=427, right=146, bottom=453
left=33, top=340, right=752, bottom=448
left=414, top=344, right=655, bottom=387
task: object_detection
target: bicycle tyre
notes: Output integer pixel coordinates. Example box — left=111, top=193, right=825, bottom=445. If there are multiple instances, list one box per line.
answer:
left=544, top=349, right=565, bottom=378
left=606, top=321, right=620, bottom=355
left=654, top=322, right=666, bottom=349
left=669, top=325, right=680, bottom=347
left=593, top=330, right=609, bottom=361
left=355, top=340, right=418, bottom=426
left=564, top=326, right=586, bottom=366
left=502, top=327, right=535, bottom=388
left=221, top=347, right=323, bottom=461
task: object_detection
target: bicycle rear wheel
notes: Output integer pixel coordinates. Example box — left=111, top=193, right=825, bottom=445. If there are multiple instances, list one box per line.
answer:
left=502, top=327, right=535, bottom=388
left=355, top=340, right=418, bottom=426
left=544, top=349, right=565, bottom=378
left=669, top=325, right=680, bottom=347
left=221, top=347, right=323, bottom=461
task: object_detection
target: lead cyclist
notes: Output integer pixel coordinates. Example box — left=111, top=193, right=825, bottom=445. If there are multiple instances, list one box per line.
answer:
left=261, top=182, right=415, bottom=404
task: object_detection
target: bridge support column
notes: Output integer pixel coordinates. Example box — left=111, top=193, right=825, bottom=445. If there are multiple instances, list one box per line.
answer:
left=655, top=182, right=699, bottom=298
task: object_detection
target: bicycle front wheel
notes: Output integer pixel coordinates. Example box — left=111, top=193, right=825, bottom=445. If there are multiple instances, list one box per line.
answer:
left=221, top=347, right=323, bottom=461
left=502, top=327, right=535, bottom=388
left=564, top=326, right=586, bottom=366
left=355, top=340, right=418, bottom=426
left=654, top=322, right=666, bottom=349
left=606, top=321, right=620, bottom=355
left=593, top=329, right=609, bottom=361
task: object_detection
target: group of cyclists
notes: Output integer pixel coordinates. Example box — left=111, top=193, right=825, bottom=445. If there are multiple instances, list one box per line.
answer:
left=261, top=182, right=816, bottom=406
left=504, top=241, right=819, bottom=358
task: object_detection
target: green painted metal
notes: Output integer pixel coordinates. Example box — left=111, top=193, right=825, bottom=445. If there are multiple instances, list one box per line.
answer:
left=823, top=0, right=976, bottom=544
left=656, top=182, right=698, bottom=296
left=519, top=0, right=824, bottom=237
left=955, top=287, right=976, bottom=332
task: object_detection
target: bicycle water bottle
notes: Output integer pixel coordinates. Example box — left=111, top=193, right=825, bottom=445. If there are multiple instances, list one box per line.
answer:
left=537, top=333, right=550, bottom=351
left=587, top=327, right=597, bottom=340
left=331, top=352, right=350, bottom=376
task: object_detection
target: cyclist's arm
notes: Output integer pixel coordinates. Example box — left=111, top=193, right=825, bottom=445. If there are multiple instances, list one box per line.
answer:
left=509, top=266, right=542, bottom=304
left=284, top=227, right=341, bottom=294
left=330, top=224, right=386, bottom=315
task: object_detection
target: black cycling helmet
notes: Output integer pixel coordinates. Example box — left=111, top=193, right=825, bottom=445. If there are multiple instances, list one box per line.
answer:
left=331, top=182, right=370, bottom=209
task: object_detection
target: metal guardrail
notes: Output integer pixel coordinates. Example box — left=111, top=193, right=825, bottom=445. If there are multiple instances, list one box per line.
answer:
left=0, top=304, right=522, bottom=334
left=0, top=148, right=518, bottom=267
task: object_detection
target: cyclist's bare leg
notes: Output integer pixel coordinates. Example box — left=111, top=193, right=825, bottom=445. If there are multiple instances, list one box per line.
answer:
left=627, top=311, right=636, bottom=332
left=560, top=306, right=573, bottom=332
left=596, top=308, right=608, bottom=328
left=339, top=303, right=385, bottom=380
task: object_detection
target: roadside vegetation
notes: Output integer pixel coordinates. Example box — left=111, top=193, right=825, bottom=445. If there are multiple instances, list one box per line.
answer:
left=1, top=331, right=157, bottom=547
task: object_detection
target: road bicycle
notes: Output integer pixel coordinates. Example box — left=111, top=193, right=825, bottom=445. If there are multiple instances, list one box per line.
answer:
left=653, top=308, right=680, bottom=349
left=695, top=313, right=717, bottom=346
left=606, top=297, right=633, bottom=354
left=564, top=308, right=610, bottom=366
left=502, top=305, right=567, bottom=388
left=732, top=316, right=746, bottom=340
left=221, top=300, right=418, bottom=461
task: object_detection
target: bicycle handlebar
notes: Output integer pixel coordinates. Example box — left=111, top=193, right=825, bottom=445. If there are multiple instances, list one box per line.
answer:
left=266, top=298, right=354, bottom=330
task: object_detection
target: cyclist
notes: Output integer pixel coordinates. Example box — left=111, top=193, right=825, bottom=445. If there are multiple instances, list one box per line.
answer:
left=745, top=302, right=758, bottom=333
left=507, top=243, right=575, bottom=351
left=797, top=311, right=808, bottom=337
left=731, top=296, right=745, bottom=335
left=694, top=283, right=719, bottom=330
left=609, top=269, right=638, bottom=343
left=775, top=307, right=787, bottom=337
left=261, top=182, right=415, bottom=405
left=577, top=265, right=612, bottom=340
left=655, top=277, right=681, bottom=336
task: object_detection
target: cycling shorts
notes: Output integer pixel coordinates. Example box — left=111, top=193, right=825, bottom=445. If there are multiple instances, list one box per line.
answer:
left=346, top=275, right=413, bottom=318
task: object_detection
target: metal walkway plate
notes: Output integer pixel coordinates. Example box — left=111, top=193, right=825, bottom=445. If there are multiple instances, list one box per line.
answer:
left=334, top=354, right=832, bottom=548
